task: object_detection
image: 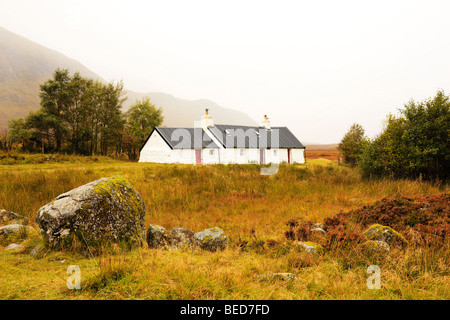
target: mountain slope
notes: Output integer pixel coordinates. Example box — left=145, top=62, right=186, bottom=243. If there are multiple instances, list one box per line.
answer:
left=0, top=26, right=104, bottom=129
left=0, top=26, right=257, bottom=130
left=124, top=91, right=257, bottom=127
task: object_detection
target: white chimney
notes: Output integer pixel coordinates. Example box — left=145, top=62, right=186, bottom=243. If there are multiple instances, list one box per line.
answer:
left=201, top=108, right=215, bottom=129
left=260, top=114, right=271, bottom=130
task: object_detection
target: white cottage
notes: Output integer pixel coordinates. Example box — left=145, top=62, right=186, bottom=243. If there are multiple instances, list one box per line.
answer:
left=139, top=110, right=306, bottom=165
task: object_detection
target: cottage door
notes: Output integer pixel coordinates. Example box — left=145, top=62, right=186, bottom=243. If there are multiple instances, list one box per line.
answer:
left=287, top=149, right=291, bottom=164
left=260, top=149, right=265, bottom=164
left=195, top=149, right=202, bottom=164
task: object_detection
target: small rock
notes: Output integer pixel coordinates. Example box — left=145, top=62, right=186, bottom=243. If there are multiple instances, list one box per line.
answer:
left=5, top=243, right=23, bottom=250
left=363, top=224, right=408, bottom=246
left=310, top=227, right=326, bottom=236
left=30, top=244, right=44, bottom=258
left=256, top=273, right=296, bottom=281
left=0, top=209, right=22, bottom=223
left=0, top=224, right=32, bottom=236
left=311, top=223, right=324, bottom=230
left=193, top=227, right=228, bottom=252
left=169, top=227, right=195, bottom=249
left=298, top=241, right=322, bottom=254
left=146, top=224, right=171, bottom=249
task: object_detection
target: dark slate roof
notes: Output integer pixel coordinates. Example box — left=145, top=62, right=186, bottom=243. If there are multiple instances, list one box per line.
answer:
left=155, top=127, right=220, bottom=149
left=141, top=125, right=304, bottom=150
left=210, top=125, right=305, bottom=149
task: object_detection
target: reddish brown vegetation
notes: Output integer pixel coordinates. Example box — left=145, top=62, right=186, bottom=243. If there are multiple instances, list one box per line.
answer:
left=334, top=193, right=450, bottom=245
left=305, top=148, right=339, bottom=160
left=285, top=193, right=450, bottom=247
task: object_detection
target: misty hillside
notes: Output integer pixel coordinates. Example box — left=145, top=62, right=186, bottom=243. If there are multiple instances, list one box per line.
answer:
left=124, top=91, right=257, bottom=127
left=0, top=26, right=256, bottom=130
left=0, top=26, right=103, bottom=129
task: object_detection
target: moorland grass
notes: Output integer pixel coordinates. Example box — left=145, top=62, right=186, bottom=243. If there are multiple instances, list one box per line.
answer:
left=0, top=157, right=448, bottom=299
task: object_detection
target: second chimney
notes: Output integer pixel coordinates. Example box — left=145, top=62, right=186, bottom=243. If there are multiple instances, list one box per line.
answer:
left=260, top=114, right=271, bottom=130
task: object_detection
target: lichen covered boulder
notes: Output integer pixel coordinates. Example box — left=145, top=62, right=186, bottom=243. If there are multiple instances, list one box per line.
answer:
left=36, top=176, right=146, bottom=250
left=147, top=224, right=171, bottom=249
left=193, top=227, right=227, bottom=252
left=169, top=227, right=195, bottom=249
left=363, top=224, right=408, bottom=246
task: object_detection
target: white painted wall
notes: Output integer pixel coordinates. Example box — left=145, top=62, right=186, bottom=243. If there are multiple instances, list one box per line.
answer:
left=264, top=149, right=289, bottom=164
left=291, top=148, right=305, bottom=164
left=139, top=131, right=172, bottom=163
left=171, top=149, right=196, bottom=164
left=139, top=131, right=196, bottom=164
left=218, top=149, right=260, bottom=164
left=201, top=148, right=220, bottom=164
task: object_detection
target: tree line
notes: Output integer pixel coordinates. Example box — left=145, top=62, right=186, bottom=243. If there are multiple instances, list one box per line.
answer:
left=1, top=69, right=163, bottom=160
left=339, top=90, right=449, bottom=182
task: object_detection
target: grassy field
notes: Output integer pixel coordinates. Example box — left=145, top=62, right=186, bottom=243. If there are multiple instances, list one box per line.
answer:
left=305, top=147, right=339, bottom=161
left=0, top=156, right=448, bottom=299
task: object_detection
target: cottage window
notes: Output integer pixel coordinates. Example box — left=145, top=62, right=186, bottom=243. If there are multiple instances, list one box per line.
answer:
left=210, top=149, right=214, bottom=155
left=273, top=149, right=277, bottom=156
left=240, top=150, right=244, bottom=156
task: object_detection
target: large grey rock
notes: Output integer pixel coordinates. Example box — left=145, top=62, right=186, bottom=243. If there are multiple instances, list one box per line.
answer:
left=169, top=227, right=194, bottom=249
left=146, top=224, right=171, bottom=249
left=36, top=176, right=146, bottom=250
left=0, top=224, right=32, bottom=236
left=193, top=227, right=228, bottom=252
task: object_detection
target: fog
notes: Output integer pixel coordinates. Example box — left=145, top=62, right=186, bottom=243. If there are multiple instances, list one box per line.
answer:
left=1, top=0, right=450, bottom=143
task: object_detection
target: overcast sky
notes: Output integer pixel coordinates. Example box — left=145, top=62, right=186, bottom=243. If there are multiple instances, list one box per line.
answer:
left=1, top=0, right=450, bottom=143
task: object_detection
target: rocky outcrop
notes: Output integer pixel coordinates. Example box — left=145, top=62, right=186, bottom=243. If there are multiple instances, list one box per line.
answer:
left=146, top=225, right=228, bottom=252
left=193, top=227, right=228, bottom=252
left=36, top=176, right=146, bottom=250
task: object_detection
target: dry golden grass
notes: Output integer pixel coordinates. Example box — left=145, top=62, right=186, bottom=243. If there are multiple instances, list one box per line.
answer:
left=0, top=157, right=448, bottom=299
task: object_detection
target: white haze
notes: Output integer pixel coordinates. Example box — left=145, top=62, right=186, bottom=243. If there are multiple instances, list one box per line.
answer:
left=1, top=0, right=450, bottom=143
